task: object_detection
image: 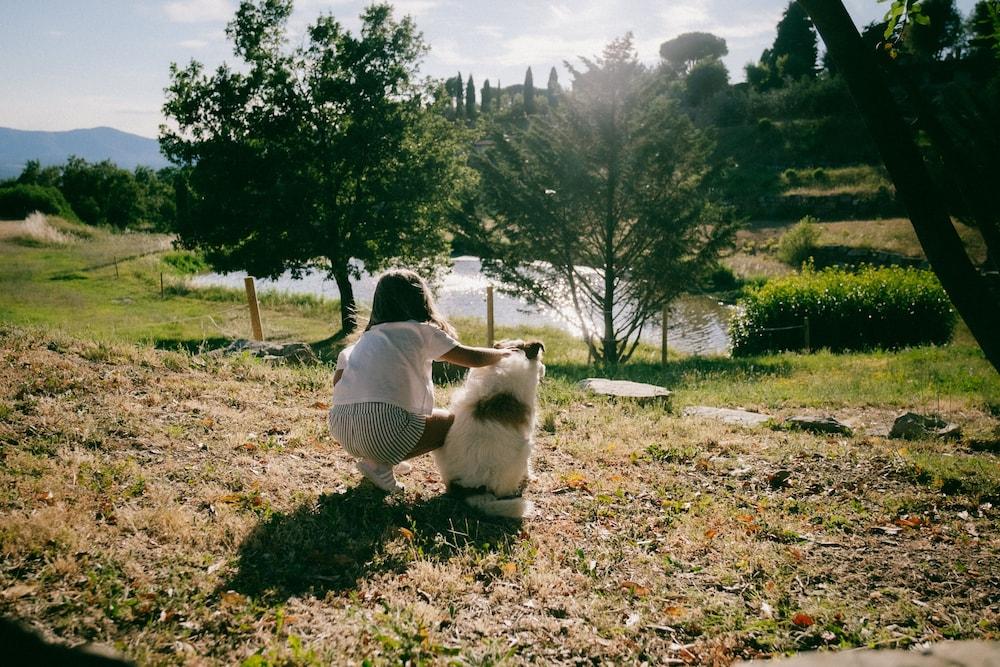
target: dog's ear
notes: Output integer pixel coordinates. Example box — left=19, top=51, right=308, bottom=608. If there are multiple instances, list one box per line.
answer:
left=524, top=341, right=544, bottom=360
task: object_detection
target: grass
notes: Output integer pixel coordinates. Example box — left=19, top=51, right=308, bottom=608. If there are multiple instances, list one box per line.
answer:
left=2, top=216, right=999, bottom=664
left=0, top=324, right=997, bottom=665
left=0, top=217, right=341, bottom=353
left=780, top=165, right=892, bottom=197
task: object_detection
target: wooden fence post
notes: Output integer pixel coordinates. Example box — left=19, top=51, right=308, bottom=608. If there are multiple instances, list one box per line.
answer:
left=114, top=256, right=119, bottom=279
left=486, top=285, right=495, bottom=346
left=244, top=276, right=264, bottom=341
left=803, top=316, right=811, bottom=354
left=661, top=304, right=669, bottom=365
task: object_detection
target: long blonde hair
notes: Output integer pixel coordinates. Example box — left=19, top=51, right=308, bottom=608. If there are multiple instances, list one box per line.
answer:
left=365, top=269, right=456, bottom=337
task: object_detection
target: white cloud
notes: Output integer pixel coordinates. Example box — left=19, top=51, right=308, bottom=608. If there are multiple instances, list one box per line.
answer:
left=178, top=38, right=209, bottom=48
left=163, top=0, right=233, bottom=23
left=391, top=0, right=443, bottom=18
left=659, top=2, right=711, bottom=33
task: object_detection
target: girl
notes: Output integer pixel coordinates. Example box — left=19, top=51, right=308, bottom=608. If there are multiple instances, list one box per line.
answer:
left=329, top=269, right=510, bottom=494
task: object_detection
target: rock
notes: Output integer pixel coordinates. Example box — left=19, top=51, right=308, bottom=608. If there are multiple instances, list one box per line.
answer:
left=577, top=379, right=671, bottom=406
left=219, top=340, right=320, bottom=365
left=785, top=415, right=853, bottom=435
left=733, top=640, right=1000, bottom=667
left=683, top=406, right=771, bottom=427
left=768, top=469, right=792, bottom=489
left=890, top=412, right=961, bottom=440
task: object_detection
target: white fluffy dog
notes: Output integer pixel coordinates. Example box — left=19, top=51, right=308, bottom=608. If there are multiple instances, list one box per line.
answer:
left=433, top=340, right=544, bottom=518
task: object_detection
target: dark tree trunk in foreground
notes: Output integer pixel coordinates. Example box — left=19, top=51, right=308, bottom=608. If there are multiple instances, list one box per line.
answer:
left=798, top=0, right=1000, bottom=374
left=331, top=263, right=357, bottom=334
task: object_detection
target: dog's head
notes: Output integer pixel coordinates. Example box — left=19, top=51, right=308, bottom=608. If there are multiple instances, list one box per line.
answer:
left=494, top=339, right=544, bottom=361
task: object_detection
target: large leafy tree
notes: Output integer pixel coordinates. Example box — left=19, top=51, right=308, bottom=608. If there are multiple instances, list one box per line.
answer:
left=161, top=0, right=472, bottom=332
left=471, top=36, right=736, bottom=365
left=658, top=32, right=729, bottom=75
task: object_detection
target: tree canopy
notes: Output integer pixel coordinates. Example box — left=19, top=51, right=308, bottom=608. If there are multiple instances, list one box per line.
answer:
left=659, top=32, right=728, bottom=74
left=160, top=0, right=472, bottom=332
left=471, top=35, right=735, bottom=365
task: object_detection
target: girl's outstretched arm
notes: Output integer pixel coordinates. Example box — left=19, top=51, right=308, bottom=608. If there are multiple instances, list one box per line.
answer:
left=439, top=345, right=511, bottom=368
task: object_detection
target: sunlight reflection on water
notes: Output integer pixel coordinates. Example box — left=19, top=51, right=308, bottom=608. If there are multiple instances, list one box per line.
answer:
left=192, top=256, right=733, bottom=355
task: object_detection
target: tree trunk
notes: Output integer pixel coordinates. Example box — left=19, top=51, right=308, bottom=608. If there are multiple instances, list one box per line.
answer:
left=331, top=262, right=357, bottom=334
left=798, top=0, right=1000, bottom=374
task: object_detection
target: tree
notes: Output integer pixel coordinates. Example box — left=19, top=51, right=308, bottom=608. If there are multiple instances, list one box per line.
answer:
left=480, top=79, right=493, bottom=112
left=471, top=35, right=736, bottom=365
left=900, top=0, right=964, bottom=60
left=685, top=59, right=729, bottom=106
left=797, top=0, right=1000, bottom=374
left=523, top=67, right=535, bottom=114
left=659, top=32, right=728, bottom=74
left=60, top=157, right=140, bottom=228
left=967, top=0, right=1000, bottom=61
left=771, top=1, right=819, bottom=79
left=161, top=1, right=472, bottom=333
left=455, top=70, right=465, bottom=117
left=546, top=66, right=560, bottom=108
left=466, top=75, right=477, bottom=122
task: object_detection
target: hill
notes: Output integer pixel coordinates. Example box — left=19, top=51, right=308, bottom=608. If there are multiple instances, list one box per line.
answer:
left=0, top=126, right=169, bottom=179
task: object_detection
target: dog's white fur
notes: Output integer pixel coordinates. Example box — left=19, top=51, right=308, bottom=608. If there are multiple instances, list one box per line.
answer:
left=433, top=344, right=544, bottom=518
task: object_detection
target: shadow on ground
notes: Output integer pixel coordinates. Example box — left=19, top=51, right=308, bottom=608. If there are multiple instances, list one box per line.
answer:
left=226, top=485, right=521, bottom=601
left=546, top=355, right=794, bottom=391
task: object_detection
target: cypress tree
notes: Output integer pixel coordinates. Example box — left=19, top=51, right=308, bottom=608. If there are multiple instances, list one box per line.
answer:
left=466, top=75, right=476, bottom=121
left=455, top=70, right=464, bottom=117
left=770, top=2, right=818, bottom=79
left=481, top=79, right=492, bottom=113
left=546, top=66, right=560, bottom=108
left=523, top=67, right=535, bottom=114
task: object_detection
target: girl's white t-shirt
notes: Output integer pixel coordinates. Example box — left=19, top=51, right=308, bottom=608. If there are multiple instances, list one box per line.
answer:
left=332, top=321, right=458, bottom=415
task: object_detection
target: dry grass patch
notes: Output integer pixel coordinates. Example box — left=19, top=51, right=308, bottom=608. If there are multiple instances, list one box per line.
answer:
left=1, top=325, right=998, bottom=665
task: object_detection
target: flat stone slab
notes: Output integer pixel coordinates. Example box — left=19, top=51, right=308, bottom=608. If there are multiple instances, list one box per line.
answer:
left=682, top=406, right=771, bottom=427
left=578, top=379, right=671, bottom=405
left=890, top=411, right=961, bottom=440
left=734, top=641, right=1000, bottom=667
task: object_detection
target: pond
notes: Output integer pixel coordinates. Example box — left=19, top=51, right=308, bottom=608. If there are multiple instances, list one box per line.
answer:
left=192, top=256, right=734, bottom=355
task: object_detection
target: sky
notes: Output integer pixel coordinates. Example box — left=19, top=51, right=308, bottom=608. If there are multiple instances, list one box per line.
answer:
left=0, top=0, right=979, bottom=138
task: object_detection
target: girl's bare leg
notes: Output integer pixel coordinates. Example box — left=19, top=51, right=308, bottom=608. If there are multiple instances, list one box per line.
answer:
left=403, top=409, right=454, bottom=459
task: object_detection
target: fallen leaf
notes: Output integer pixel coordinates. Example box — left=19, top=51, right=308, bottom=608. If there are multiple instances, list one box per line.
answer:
left=564, top=472, right=589, bottom=490
left=792, top=612, right=815, bottom=628
left=760, top=601, right=774, bottom=619
left=2, top=584, right=36, bottom=600
left=704, top=529, right=718, bottom=540
left=736, top=514, right=756, bottom=523
left=895, top=515, right=924, bottom=528
left=500, top=562, right=517, bottom=576
left=625, top=613, right=641, bottom=628
left=34, top=491, right=55, bottom=505
left=620, top=581, right=650, bottom=598
left=768, top=470, right=792, bottom=488
left=311, top=401, right=330, bottom=410
left=965, top=523, right=979, bottom=537
left=398, top=527, right=415, bottom=541
left=664, top=605, right=685, bottom=618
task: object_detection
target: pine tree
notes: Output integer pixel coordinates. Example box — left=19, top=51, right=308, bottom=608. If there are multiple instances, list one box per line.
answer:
left=523, top=67, right=535, bottom=114
left=546, top=66, right=560, bottom=108
left=466, top=75, right=477, bottom=121
left=455, top=70, right=464, bottom=117
left=496, top=79, right=502, bottom=110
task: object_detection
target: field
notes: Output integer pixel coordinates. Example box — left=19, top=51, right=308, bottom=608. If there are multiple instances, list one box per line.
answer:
left=1, top=218, right=999, bottom=665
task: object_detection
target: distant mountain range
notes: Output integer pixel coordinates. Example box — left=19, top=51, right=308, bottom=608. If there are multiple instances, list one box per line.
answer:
left=0, top=126, right=170, bottom=179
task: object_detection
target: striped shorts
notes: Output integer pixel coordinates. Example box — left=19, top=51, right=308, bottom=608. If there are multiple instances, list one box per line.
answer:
left=327, top=402, right=427, bottom=465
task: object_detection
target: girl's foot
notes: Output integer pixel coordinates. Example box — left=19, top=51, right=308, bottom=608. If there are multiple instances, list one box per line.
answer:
left=394, top=461, right=413, bottom=474
left=356, top=459, right=404, bottom=494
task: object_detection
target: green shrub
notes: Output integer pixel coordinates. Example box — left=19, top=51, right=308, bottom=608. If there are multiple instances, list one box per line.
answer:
left=0, top=184, right=75, bottom=220
left=730, top=265, right=955, bottom=355
left=776, top=216, right=820, bottom=266
left=782, top=168, right=800, bottom=186
left=161, top=250, right=209, bottom=275
left=811, top=167, right=828, bottom=182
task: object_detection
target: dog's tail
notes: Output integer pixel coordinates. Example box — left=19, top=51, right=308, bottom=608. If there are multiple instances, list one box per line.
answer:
left=463, top=493, right=534, bottom=519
